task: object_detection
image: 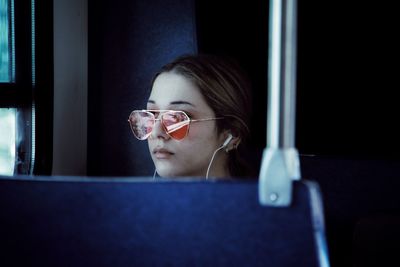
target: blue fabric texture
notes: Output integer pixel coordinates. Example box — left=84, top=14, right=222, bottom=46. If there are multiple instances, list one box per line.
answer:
left=0, top=178, right=321, bottom=267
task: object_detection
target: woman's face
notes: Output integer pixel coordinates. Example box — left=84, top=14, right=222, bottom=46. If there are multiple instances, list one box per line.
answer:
left=147, top=72, right=229, bottom=177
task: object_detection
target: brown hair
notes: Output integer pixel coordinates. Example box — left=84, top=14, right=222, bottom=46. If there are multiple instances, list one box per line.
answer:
left=152, top=54, right=254, bottom=177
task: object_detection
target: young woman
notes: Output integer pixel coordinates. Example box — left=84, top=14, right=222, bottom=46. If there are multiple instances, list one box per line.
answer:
left=128, top=54, right=253, bottom=178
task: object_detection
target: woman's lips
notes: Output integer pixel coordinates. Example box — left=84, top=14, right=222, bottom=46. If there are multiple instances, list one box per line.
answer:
left=153, top=148, right=174, bottom=159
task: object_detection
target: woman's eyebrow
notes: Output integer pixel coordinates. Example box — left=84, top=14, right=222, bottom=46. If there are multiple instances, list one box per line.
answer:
left=169, top=101, right=195, bottom=107
left=147, top=100, right=196, bottom=107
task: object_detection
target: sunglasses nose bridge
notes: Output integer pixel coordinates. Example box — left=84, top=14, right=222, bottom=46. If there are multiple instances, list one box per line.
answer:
left=149, top=116, right=170, bottom=140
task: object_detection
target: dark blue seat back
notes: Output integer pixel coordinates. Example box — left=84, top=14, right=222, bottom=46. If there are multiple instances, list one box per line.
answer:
left=0, top=179, right=328, bottom=267
left=0, top=176, right=328, bottom=267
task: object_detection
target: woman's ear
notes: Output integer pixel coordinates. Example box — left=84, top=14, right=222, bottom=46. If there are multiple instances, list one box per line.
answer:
left=221, top=131, right=241, bottom=152
left=227, top=137, right=241, bottom=152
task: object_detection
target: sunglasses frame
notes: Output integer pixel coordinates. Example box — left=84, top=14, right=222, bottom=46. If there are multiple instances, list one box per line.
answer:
left=128, top=109, right=224, bottom=141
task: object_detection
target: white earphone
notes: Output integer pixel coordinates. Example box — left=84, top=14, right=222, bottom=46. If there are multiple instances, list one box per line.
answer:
left=222, top=133, right=233, bottom=148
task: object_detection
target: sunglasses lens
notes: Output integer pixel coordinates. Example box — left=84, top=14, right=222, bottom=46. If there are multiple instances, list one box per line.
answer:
left=129, top=111, right=154, bottom=140
left=162, top=111, right=190, bottom=140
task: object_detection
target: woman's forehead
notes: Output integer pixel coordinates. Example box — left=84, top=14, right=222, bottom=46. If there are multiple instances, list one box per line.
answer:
left=149, top=72, right=207, bottom=109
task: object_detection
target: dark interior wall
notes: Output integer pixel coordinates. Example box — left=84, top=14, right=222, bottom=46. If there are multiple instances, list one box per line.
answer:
left=88, top=0, right=197, bottom=176
left=195, top=0, right=269, bottom=152
left=296, top=1, right=399, bottom=159
left=196, top=0, right=399, bottom=161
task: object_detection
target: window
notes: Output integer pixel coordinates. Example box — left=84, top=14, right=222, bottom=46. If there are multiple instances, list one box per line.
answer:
left=0, top=0, right=53, bottom=176
left=0, top=0, right=16, bottom=175
left=0, top=108, right=15, bottom=175
left=0, top=0, right=14, bottom=83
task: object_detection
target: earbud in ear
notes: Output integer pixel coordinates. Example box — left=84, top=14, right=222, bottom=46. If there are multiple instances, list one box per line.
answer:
left=222, top=133, right=233, bottom=148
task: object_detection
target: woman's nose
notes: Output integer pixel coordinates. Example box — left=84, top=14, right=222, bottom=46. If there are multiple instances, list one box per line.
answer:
left=150, top=119, right=170, bottom=140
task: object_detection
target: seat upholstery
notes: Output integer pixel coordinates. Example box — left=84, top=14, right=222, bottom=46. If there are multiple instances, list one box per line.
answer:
left=0, top=176, right=328, bottom=267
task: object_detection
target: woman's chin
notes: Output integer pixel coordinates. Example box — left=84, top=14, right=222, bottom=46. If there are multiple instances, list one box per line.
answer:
left=155, top=167, right=180, bottom=178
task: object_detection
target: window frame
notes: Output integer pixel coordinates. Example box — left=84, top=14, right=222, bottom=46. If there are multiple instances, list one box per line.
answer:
left=0, top=0, right=53, bottom=175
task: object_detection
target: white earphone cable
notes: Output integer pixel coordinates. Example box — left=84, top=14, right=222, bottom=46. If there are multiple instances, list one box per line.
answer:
left=206, top=144, right=226, bottom=180
left=206, top=134, right=233, bottom=179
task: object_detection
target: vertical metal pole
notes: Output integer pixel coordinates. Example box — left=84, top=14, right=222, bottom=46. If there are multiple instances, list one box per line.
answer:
left=259, top=0, right=300, bottom=206
left=30, top=0, right=36, bottom=175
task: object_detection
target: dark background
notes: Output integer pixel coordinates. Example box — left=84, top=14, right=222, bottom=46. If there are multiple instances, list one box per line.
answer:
left=88, top=0, right=399, bottom=177
left=296, top=1, right=398, bottom=159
